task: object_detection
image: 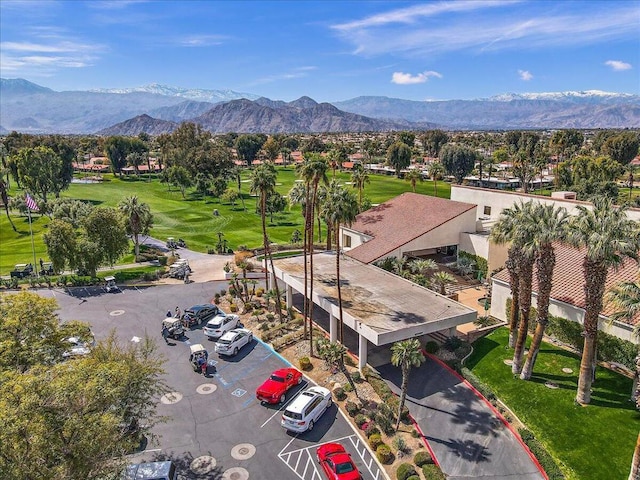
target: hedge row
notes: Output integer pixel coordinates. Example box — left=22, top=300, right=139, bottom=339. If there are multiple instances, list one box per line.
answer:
left=518, top=428, right=565, bottom=480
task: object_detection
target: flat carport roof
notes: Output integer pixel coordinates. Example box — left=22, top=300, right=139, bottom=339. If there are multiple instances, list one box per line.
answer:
left=272, top=252, right=477, bottom=347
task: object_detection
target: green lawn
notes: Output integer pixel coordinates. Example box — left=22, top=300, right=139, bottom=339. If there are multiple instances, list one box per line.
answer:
left=0, top=168, right=450, bottom=275
left=466, top=328, right=639, bottom=480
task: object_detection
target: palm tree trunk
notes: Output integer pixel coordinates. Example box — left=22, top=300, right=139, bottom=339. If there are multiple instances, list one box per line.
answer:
left=521, top=246, right=555, bottom=380
left=308, top=184, right=319, bottom=357
left=302, top=219, right=308, bottom=339
left=628, top=431, right=640, bottom=480
left=505, top=251, right=520, bottom=348
left=336, top=220, right=344, bottom=343
left=576, top=260, right=606, bottom=404
left=134, top=233, right=140, bottom=260
left=512, top=258, right=533, bottom=374
left=396, top=364, right=409, bottom=431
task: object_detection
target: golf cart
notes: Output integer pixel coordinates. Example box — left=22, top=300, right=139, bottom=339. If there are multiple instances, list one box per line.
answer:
left=189, top=344, right=209, bottom=373
left=162, top=317, right=184, bottom=339
left=166, top=237, right=178, bottom=249
left=105, top=276, right=119, bottom=293
left=168, top=259, right=191, bottom=279
left=10, top=263, right=33, bottom=278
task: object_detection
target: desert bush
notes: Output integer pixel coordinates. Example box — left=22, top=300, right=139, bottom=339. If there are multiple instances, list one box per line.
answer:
left=229, top=303, right=238, bottom=313
left=343, top=383, right=354, bottom=393
left=368, top=433, right=383, bottom=450
left=396, top=463, right=417, bottom=480
left=333, top=387, right=347, bottom=401
left=444, top=336, right=463, bottom=352
left=355, top=414, right=368, bottom=427
left=376, top=444, right=393, bottom=464
left=406, top=476, right=420, bottom=480
left=345, top=401, right=359, bottom=416
left=411, top=428, right=421, bottom=438
left=364, top=424, right=380, bottom=438
left=414, top=450, right=433, bottom=467
left=344, top=355, right=356, bottom=367
left=424, top=341, right=439, bottom=354
left=422, top=464, right=446, bottom=479
left=157, top=255, right=168, bottom=266
left=256, top=287, right=264, bottom=297
left=299, top=356, right=312, bottom=371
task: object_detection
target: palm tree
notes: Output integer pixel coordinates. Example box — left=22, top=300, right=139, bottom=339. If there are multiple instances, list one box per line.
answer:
left=391, top=339, right=425, bottom=431
left=429, top=161, right=444, bottom=197
left=0, top=174, right=16, bottom=231
left=503, top=249, right=521, bottom=348
left=118, top=196, right=152, bottom=261
left=520, top=204, right=569, bottom=380
left=404, top=169, right=423, bottom=193
left=568, top=196, right=640, bottom=404
left=606, top=278, right=640, bottom=480
left=229, top=165, right=246, bottom=211
left=490, top=201, right=538, bottom=374
left=410, top=259, right=438, bottom=277
left=250, top=163, right=284, bottom=323
left=322, top=181, right=359, bottom=342
left=431, top=271, right=456, bottom=295
left=350, top=164, right=370, bottom=211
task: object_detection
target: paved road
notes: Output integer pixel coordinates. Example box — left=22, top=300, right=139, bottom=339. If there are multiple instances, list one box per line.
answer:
left=39, top=283, right=384, bottom=480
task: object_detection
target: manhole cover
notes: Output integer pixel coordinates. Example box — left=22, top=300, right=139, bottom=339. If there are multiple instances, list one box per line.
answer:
left=503, top=359, right=513, bottom=366
left=110, top=310, right=125, bottom=316
left=222, top=467, right=249, bottom=480
left=562, top=367, right=573, bottom=374
left=196, top=383, right=218, bottom=395
left=161, top=391, right=183, bottom=404
left=231, top=443, right=256, bottom=460
left=190, top=456, right=216, bottom=474
left=544, top=382, right=559, bottom=389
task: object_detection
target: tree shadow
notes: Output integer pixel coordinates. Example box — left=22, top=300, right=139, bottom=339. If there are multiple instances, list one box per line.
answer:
left=463, top=338, right=501, bottom=369
left=426, top=436, right=492, bottom=463
left=148, top=450, right=225, bottom=479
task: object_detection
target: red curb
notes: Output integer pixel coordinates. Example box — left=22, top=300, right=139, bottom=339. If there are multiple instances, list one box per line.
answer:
left=407, top=413, right=440, bottom=468
left=427, top=353, right=549, bottom=480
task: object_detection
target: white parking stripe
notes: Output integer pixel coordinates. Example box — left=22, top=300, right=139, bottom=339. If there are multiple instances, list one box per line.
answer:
left=260, top=380, right=308, bottom=428
left=349, top=434, right=383, bottom=480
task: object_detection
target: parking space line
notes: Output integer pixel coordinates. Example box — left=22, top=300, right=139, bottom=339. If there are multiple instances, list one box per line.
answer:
left=348, top=435, right=381, bottom=480
left=260, top=380, right=308, bottom=428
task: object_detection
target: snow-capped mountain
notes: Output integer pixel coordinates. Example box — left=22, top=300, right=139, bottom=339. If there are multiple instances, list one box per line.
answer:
left=488, top=90, right=639, bottom=103
left=89, top=83, right=259, bottom=103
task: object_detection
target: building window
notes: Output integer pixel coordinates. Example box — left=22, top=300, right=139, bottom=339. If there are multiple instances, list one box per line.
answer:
left=343, top=234, right=352, bottom=248
left=483, top=206, right=492, bottom=216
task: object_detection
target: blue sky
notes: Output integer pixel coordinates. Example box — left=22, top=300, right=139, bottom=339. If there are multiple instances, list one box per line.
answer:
left=1, top=0, right=638, bottom=102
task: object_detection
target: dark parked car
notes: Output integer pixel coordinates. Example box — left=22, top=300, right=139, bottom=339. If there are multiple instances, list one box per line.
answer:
left=10, top=263, right=33, bottom=278
left=184, top=304, right=219, bottom=324
left=123, top=461, right=177, bottom=480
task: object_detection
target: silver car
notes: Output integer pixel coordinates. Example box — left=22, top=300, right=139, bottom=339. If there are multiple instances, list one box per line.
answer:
left=214, top=328, right=253, bottom=356
left=203, top=312, right=240, bottom=340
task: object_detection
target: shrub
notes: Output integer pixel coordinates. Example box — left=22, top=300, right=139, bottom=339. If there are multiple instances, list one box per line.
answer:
left=406, top=476, right=420, bottom=480
left=396, top=463, right=417, bottom=480
left=422, top=464, right=446, bottom=479
left=518, top=428, right=565, bottom=480
left=266, top=313, right=275, bottom=322
left=344, top=355, right=356, bottom=367
left=364, top=423, right=380, bottom=438
left=414, top=450, right=433, bottom=467
left=424, top=341, right=439, bottom=354
left=299, top=356, right=312, bottom=371
left=411, top=428, right=421, bottom=438
left=220, top=289, right=227, bottom=296
left=392, top=436, right=407, bottom=453
left=256, top=287, right=264, bottom=297
left=343, top=383, right=354, bottom=393
left=444, top=336, right=463, bottom=352
left=376, top=444, right=393, bottom=464
left=351, top=370, right=362, bottom=383
left=229, top=303, right=238, bottom=313
left=345, top=401, right=359, bottom=416
left=368, top=433, right=383, bottom=450
left=333, top=387, right=347, bottom=401
left=460, top=367, right=496, bottom=401
left=157, top=255, right=168, bottom=266
left=375, top=411, right=395, bottom=436
left=355, top=414, right=368, bottom=427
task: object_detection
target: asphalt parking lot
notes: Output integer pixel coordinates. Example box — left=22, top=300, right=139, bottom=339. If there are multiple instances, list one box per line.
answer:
left=41, top=283, right=384, bottom=480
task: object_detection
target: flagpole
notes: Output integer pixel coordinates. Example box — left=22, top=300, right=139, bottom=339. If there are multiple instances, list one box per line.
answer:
left=27, top=207, right=37, bottom=276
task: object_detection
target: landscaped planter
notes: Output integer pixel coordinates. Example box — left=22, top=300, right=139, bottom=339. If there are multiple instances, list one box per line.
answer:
left=224, top=271, right=265, bottom=280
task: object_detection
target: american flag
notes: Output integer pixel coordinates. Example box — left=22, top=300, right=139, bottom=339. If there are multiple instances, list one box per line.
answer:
left=25, top=194, right=39, bottom=212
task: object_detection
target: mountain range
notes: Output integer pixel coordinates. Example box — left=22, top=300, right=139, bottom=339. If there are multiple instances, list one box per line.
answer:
left=1, top=78, right=639, bottom=135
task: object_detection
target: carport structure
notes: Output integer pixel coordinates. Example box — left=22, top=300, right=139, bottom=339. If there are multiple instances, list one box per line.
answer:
left=272, top=252, right=477, bottom=370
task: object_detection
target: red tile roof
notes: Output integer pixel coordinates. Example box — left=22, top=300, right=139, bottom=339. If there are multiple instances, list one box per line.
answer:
left=493, top=243, right=639, bottom=324
left=345, top=192, right=476, bottom=264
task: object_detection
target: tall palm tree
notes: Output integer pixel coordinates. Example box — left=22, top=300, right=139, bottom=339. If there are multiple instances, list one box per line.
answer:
left=490, top=201, right=538, bottom=374
left=250, top=163, right=284, bottom=323
left=391, top=339, right=425, bottom=431
left=118, top=196, right=152, bottom=261
left=503, top=248, right=521, bottom=348
left=606, top=278, right=640, bottom=480
left=429, top=161, right=444, bottom=197
left=520, top=204, right=569, bottom=380
left=404, top=169, right=423, bottom=193
left=229, top=165, right=246, bottom=211
left=322, top=181, right=359, bottom=342
left=568, top=196, right=640, bottom=404
left=350, top=164, right=370, bottom=211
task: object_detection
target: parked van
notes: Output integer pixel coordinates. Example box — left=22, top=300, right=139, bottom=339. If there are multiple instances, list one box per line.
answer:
left=281, top=386, right=332, bottom=433
left=123, top=461, right=177, bottom=480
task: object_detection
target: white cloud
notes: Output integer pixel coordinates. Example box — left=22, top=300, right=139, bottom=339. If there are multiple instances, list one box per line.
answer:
left=518, top=69, right=533, bottom=81
left=391, top=71, right=442, bottom=85
left=179, top=35, right=227, bottom=47
left=249, top=66, right=318, bottom=86
left=331, top=3, right=639, bottom=57
left=605, top=60, right=632, bottom=71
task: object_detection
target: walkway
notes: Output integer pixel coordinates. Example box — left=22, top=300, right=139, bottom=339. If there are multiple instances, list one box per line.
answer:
left=293, top=294, right=546, bottom=480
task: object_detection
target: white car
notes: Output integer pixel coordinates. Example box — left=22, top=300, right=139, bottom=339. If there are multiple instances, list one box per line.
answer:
left=214, top=328, right=253, bottom=356
left=203, top=312, right=240, bottom=340
left=281, top=386, right=332, bottom=433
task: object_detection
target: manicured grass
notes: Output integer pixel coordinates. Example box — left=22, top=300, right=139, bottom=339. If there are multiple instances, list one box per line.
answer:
left=466, top=327, right=639, bottom=480
left=0, top=168, right=451, bottom=275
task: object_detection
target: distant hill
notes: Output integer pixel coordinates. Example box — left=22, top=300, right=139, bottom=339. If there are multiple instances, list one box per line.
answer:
left=0, top=78, right=53, bottom=95
left=89, top=83, right=259, bottom=103
left=96, top=114, right=178, bottom=136
left=148, top=100, right=216, bottom=123
left=332, top=91, right=640, bottom=129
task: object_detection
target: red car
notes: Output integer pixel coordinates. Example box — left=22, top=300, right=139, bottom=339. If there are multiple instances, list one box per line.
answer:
left=256, top=367, right=303, bottom=404
left=317, top=443, right=362, bottom=480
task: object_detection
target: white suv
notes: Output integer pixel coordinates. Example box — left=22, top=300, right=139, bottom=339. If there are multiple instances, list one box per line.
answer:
left=281, top=386, right=332, bottom=433
left=203, top=312, right=240, bottom=340
left=214, top=328, right=253, bottom=356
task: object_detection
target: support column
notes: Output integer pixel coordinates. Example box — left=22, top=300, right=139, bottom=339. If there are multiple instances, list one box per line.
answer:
left=270, top=271, right=277, bottom=292
left=329, top=312, right=337, bottom=342
left=286, top=285, right=293, bottom=309
left=448, top=326, right=457, bottom=338
left=358, top=334, right=368, bottom=372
